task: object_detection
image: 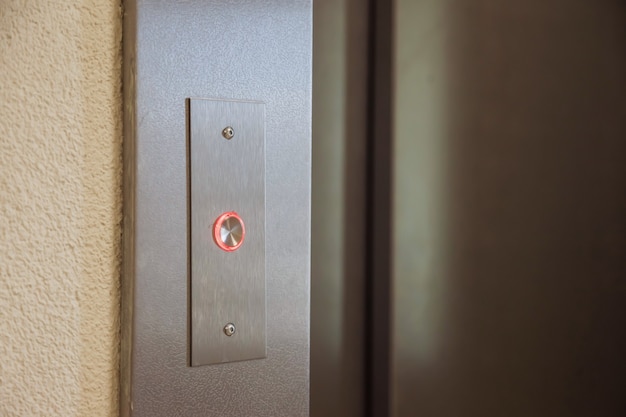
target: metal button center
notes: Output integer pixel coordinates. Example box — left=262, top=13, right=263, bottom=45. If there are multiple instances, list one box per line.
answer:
left=219, top=216, right=243, bottom=248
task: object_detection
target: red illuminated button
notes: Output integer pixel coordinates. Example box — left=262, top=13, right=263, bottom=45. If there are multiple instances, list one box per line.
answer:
left=213, top=211, right=245, bottom=252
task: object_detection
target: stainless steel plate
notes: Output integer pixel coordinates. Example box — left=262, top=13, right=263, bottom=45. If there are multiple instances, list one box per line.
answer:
left=188, top=98, right=266, bottom=366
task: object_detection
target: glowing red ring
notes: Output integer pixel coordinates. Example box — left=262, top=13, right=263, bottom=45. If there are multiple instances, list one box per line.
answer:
left=213, top=211, right=245, bottom=252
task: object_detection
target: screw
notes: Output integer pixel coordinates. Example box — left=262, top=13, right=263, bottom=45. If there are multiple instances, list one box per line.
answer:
left=223, top=323, right=236, bottom=336
left=222, top=126, right=234, bottom=140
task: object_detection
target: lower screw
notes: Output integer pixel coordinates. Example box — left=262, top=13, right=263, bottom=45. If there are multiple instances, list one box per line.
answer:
left=222, top=126, right=234, bottom=140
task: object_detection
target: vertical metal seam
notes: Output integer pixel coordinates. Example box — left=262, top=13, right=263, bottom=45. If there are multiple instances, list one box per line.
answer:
left=120, top=0, right=137, bottom=415
left=364, top=0, right=394, bottom=416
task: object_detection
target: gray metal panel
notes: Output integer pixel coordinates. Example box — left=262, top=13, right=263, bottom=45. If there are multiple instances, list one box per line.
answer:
left=121, top=1, right=311, bottom=416
left=189, top=99, right=265, bottom=366
left=392, top=1, right=626, bottom=416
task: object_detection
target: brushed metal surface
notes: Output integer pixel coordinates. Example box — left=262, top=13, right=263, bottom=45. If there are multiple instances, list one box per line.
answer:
left=189, top=98, right=265, bottom=366
left=121, top=1, right=311, bottom=416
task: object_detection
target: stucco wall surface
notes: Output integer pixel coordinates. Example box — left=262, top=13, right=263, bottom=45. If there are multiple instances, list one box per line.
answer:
left=0, top=1, right=122, bottom=416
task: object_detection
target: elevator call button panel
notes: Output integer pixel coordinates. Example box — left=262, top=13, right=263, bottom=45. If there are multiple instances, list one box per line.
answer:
left=188, top=98, right=266, bottom=366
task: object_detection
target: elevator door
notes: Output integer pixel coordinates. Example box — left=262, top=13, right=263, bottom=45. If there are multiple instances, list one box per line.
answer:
left=391, top=1, right=626, bottom=416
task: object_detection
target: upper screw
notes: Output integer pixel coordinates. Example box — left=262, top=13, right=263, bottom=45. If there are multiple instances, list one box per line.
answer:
left=222, top=126, right=234, bottom=140
left=224, top=323, right=236, bottom=336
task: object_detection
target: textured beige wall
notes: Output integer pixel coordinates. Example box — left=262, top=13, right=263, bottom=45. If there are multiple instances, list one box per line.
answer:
left=0, top=1, right=122, bottom=416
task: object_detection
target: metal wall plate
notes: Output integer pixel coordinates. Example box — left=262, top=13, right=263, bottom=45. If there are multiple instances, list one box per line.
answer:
left=188, top=98, right=266, bottom=366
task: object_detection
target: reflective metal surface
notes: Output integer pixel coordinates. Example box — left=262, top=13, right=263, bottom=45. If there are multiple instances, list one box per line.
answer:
left=392, top=1, right=626, bottom=416
left=219, top=218, right=242, bottom=247
left=217, top=213, right=244, bottom=250
left=189, top=98, right=265, bottom=366
left=311, top=1, right=369, bottom=416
